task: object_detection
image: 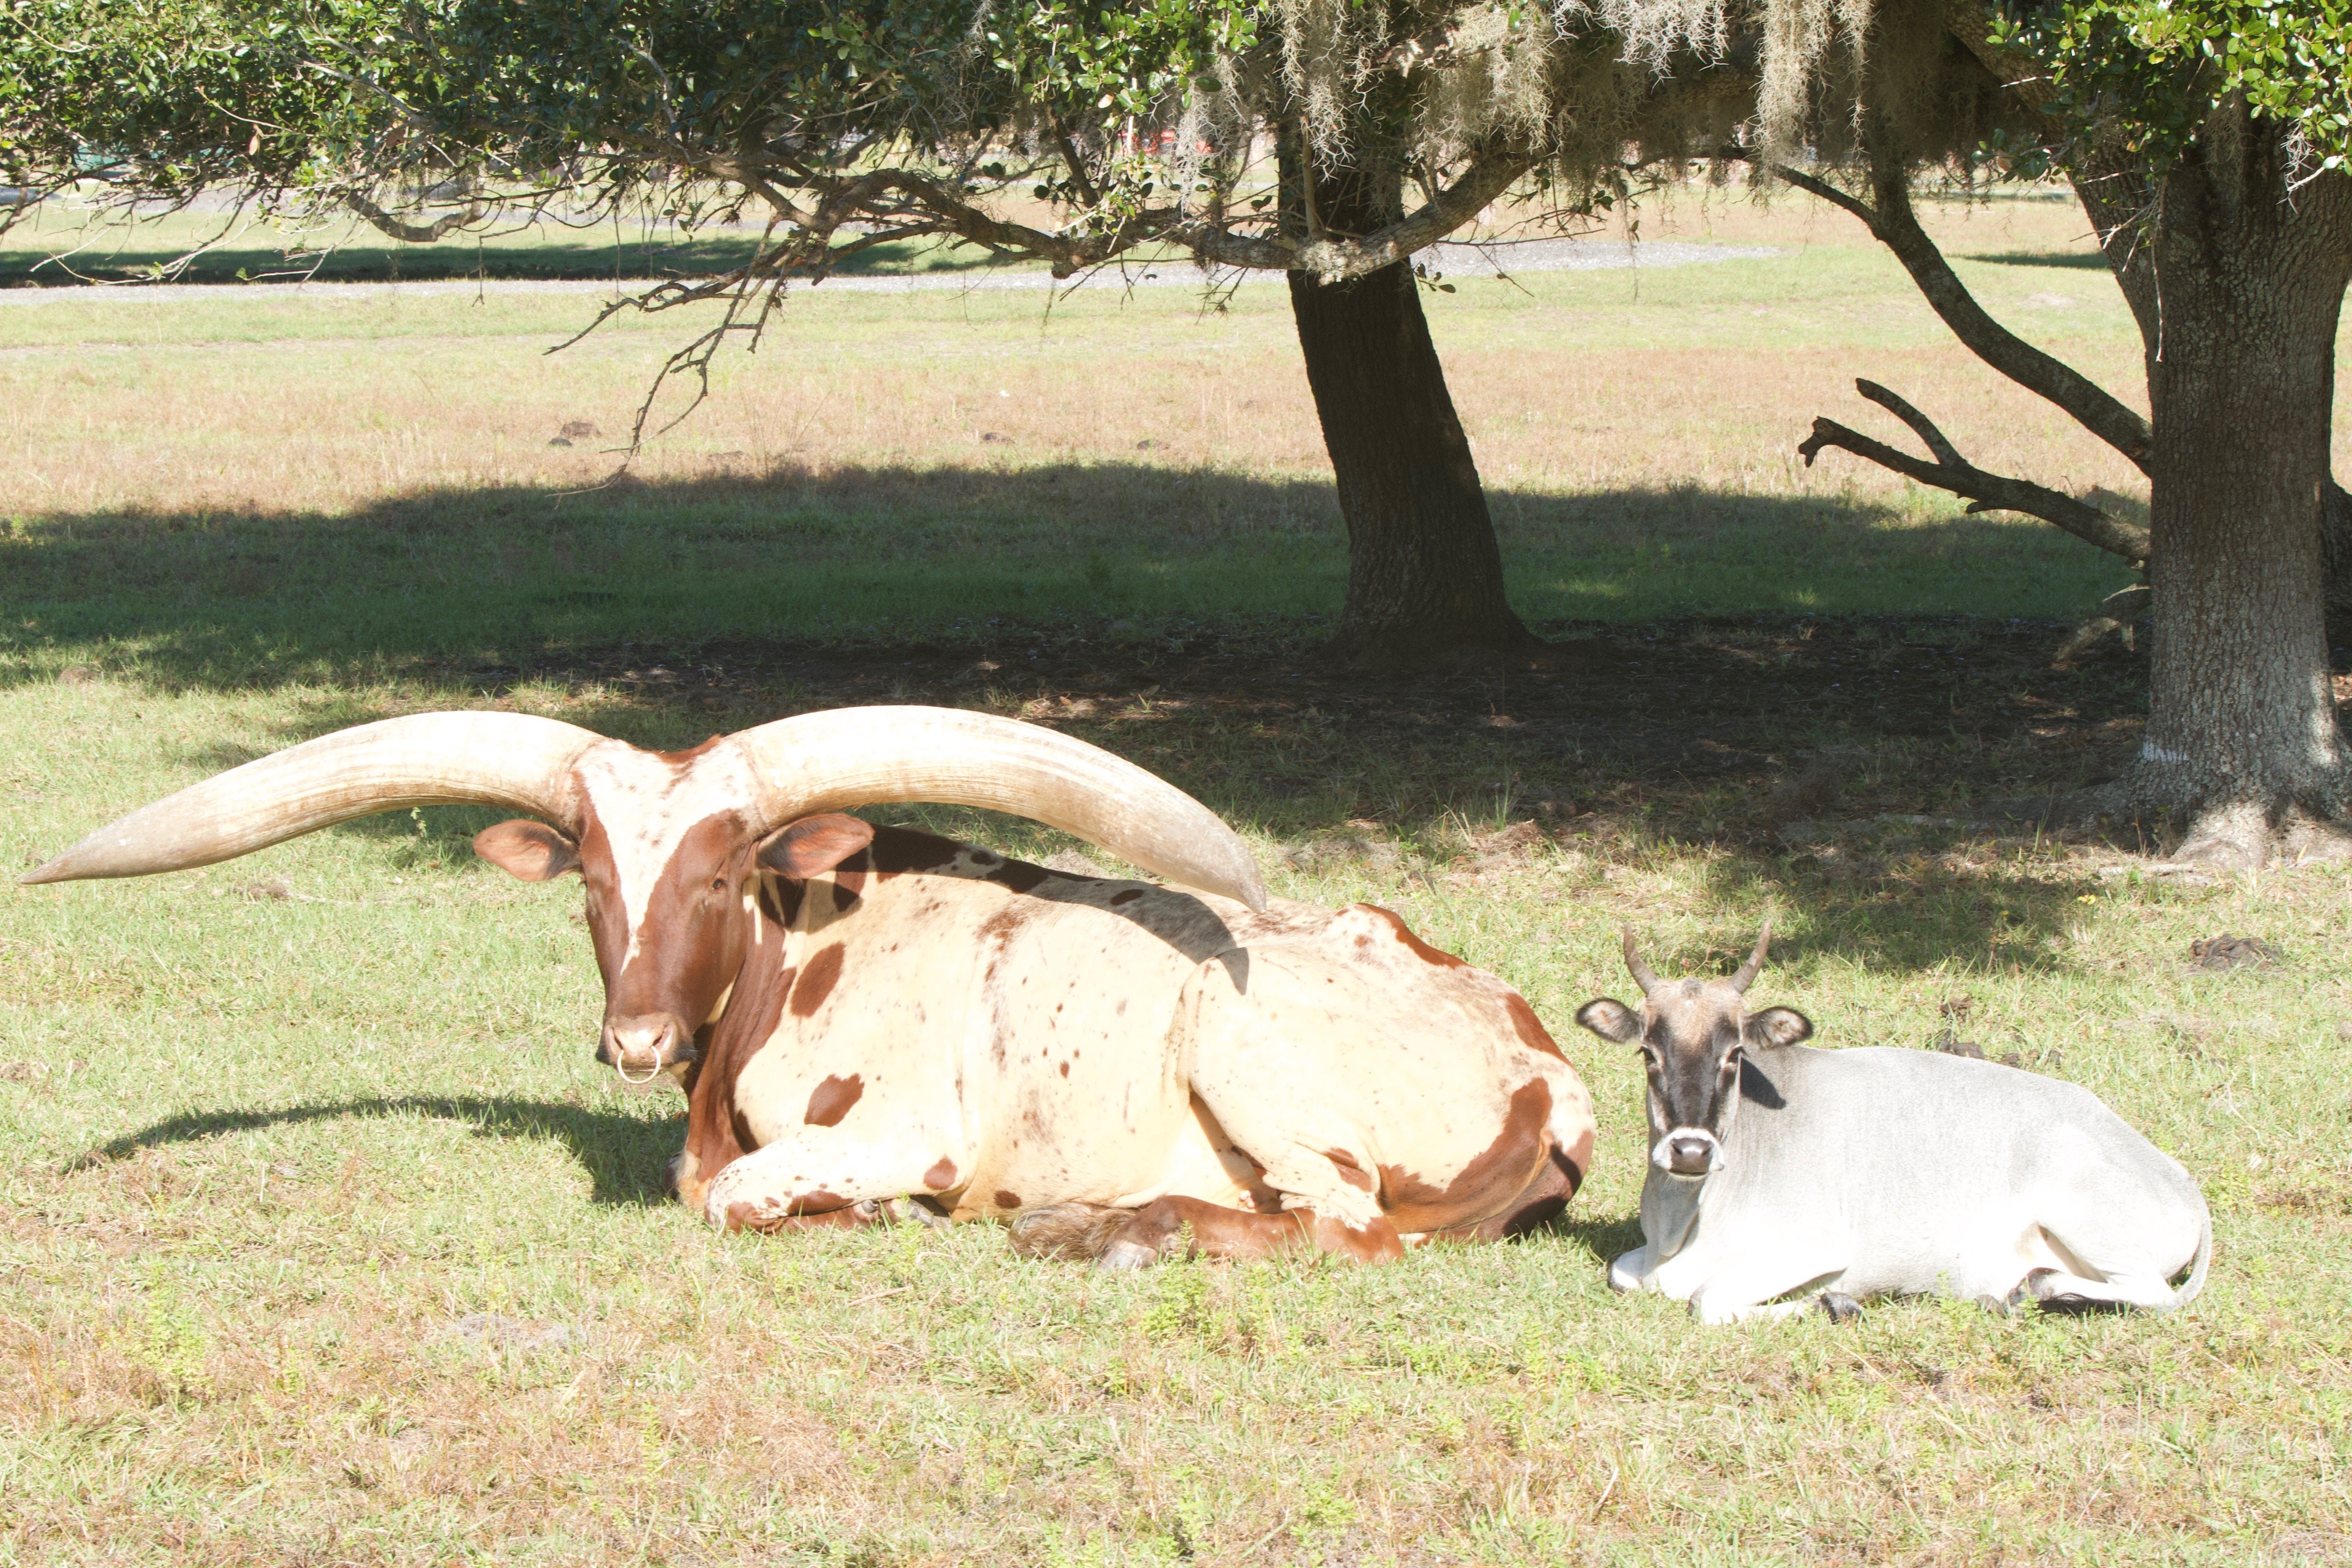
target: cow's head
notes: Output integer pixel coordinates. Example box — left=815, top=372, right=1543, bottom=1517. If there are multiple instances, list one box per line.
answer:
left=24, top=706, right=1268, bottom=1085
left=470, top=732, right=882, bottom=1080
left=1574, top=926, right=1810, bottom=1178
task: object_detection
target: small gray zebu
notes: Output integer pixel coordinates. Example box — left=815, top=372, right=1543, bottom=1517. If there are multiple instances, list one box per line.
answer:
left=1574, top=928, right=2212, bottom=1323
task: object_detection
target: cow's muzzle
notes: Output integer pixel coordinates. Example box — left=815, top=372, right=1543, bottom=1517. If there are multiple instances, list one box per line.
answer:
left=600, top=1011, right=696, bottom=1084
left=1653, top=1129, right=1722, bottom=1178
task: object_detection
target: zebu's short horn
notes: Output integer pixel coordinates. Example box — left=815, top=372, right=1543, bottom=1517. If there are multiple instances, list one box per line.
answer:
left=21, top=712, right=602, bottom=884
left=1621, top=930, right=1661, bottom=996
left=726, top=706, right=1267, bottom=911
left=1730, top=922, right=1773, bottom=993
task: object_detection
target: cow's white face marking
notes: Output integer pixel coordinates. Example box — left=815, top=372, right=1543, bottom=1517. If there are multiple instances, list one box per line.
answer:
left=573, top=740, right=763, bottom=971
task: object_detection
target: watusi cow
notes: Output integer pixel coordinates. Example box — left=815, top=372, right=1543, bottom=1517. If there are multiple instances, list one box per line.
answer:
left=26, top=707, right=1595, bottom=1265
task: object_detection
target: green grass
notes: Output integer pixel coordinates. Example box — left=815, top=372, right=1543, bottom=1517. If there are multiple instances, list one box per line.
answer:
left=2, top=191, right=2349, bottom=1564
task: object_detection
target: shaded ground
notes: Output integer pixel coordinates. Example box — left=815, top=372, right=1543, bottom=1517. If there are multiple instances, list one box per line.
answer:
left=414, top=611, right=2179, bottom=850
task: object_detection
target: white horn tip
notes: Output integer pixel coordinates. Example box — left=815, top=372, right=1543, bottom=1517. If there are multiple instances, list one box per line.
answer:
left=20, top=850, right=84, bottom=884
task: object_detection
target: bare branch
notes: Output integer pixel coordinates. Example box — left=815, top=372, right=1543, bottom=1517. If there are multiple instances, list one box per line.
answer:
left=1798, top=378, right=2151, bottom=563
left=345, top=191, right=489, bottom=243
left=1853, top=379, right=1965, bottom=469
left=1732, top=147, right=2155, bottom=474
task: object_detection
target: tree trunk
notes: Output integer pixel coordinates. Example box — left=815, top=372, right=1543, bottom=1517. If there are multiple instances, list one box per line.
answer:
left=2074, top=154, right=2352, bottom=627
left=2107, top=111, right=2352, bottom=863
left=1278, top=132, right=1537, bottom=665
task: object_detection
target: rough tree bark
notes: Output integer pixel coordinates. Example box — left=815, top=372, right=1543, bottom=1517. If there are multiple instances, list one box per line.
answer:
left=1277, top=128, right=1540, bottom=665
left=2072, top=157, right=2352, bottom=624
left=2115, top=111, right=2352, bottom=863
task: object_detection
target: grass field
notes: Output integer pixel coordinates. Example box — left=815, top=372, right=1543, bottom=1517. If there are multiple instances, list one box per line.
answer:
left=2, top=186, right=2350, bottom=1565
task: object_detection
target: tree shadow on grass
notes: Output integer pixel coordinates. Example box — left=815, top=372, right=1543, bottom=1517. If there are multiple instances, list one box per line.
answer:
left=75, top=1095, right=680, bottom=1207
left=1962, top=250, right=2115, bottom=270
left=0, top=462, right=2121, bottom=704
left=2, top=462, right=2180, bottom=980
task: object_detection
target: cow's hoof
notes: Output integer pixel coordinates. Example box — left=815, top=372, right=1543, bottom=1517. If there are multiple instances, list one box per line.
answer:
left=1096, top=1240, right=1159, bottom=1272
left=1816, top=1291, right=1863, bottom=1324
left=2006, top=1268, right=2057, bottom=1313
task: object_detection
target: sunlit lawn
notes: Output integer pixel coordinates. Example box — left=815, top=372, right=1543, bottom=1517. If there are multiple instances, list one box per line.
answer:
left=1, top=187, right=2348, bottom=1565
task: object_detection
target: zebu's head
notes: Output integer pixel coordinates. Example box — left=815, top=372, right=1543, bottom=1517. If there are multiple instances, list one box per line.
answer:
left=23, top=706, right=1267, bottom=1083
left=1574, top=927, right=1811, bottom=1178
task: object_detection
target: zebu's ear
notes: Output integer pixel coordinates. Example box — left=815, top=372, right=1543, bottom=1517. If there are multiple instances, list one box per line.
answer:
left=1745, top=1007, right=1813, bottom=1049
left=1575, top=998, right=1641, bottom=1044
left=757, top=813, right=875, bottom=878
left=474, top=820, right=581, bottom=881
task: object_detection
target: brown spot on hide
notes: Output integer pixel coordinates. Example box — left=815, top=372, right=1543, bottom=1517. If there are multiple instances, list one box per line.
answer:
left=923, top=1157, right=959, bottom=1191
left=1109, top=888, right=1144, bottom=906
left=1324, top=1148, right=1376, bottom=1191
left=803, top=1073, right=863, bottom=1127
left=1428, top=1146, right=1588, bottom=1244
left=1378, top=1078, right=1553, bottom=1233
left=1059, top=1061, right=1070, bottom=1078
left=681, top=941, right=795, bottom=1198
left=994, top=1189, right=1023, bottom=1211
left=1504, top=992, right=1568, bottom=1060
left=790, top=943, right=844, bottom=1017
left=1363, top=905, right=1466, bottom=967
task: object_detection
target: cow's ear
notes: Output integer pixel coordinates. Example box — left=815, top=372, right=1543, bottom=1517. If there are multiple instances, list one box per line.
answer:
left=1746, top=1007, right=1813, bottom=1049
left=474, top=819, right=581, bottom=881
left=757, top=813, right=875, bottom=878
left=1575, top=998, right=1641, bottom=1044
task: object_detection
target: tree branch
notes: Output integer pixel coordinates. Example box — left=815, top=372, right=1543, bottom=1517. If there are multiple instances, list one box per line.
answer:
left=345, top=191, right=489, bottom=243
left=1800, top=378, right=2152, bottom=562
left=1740, top=149, right=2155, bottom=474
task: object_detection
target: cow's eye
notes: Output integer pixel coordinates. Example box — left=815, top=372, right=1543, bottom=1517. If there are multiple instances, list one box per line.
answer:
left=710, top=876, right=727, bottom=893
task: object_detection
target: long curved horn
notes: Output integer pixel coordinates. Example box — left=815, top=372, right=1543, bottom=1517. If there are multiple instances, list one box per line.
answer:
left=1621, top=929, right=1661, bottom=996
left=21, top=712, right=602, bottom=884
left=1730, top=921, right=1773, bottom=993
left=728, top=706, right=1267, bottom=911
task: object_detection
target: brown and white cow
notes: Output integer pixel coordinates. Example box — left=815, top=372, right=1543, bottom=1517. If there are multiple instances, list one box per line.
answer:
left=25, top=706, right=1595, bottom=1264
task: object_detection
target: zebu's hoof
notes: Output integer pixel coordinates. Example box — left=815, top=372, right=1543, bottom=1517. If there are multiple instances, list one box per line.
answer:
left=1816, top=1291, right=1863, bottom=1324
left=2007, top=1268, right=2058, bottom=1313
left=1095, top=1240, right=1160, bottom=1272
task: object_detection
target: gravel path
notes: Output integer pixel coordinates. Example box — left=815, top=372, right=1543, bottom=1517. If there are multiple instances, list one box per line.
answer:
left=0, top=235, right=1774, bottom=305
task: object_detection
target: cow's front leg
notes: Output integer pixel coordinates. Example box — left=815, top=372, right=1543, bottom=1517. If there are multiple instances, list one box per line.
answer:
left=1660, top=1248, right=1850, bottom=1324
left=700, top=1135, right=964, bottom=1235
left=1096, top=1195, right=1405, bottom=1268
left=1608, top=1246, right=1653, bottom=1292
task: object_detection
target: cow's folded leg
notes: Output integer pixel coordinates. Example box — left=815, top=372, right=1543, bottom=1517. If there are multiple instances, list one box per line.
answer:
left=1096, top=1196, right=1405, bottom=1269
left=1608, top=1247, right=1653, bottom=1292
left=1684, top=1260, right=1849, bottom=1324
left=2007, top=1267, right=2181, bottom=1314
left=700, top=1137, right=962, bottom=1234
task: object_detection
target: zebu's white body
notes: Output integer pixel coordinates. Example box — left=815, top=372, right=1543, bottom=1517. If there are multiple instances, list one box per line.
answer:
left=1610, top=1044, right=2211, bottom=1321
left=1578, top=938, right=2212, bottom=1325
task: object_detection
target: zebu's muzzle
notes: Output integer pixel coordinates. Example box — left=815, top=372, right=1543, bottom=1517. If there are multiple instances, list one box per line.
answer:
left=600, top=1011, right=698, bottom=1083
left=1653, top=1129, right=1722, bottom=1178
